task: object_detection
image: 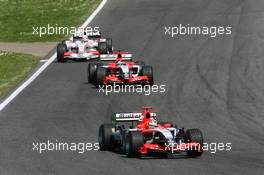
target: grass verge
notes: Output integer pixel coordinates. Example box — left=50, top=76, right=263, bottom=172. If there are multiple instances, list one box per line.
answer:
left=0, top=0, right=101, bottom=42
left=0, top=51, right=39, bottom=98
left=0, top=0, right=102, bottom=98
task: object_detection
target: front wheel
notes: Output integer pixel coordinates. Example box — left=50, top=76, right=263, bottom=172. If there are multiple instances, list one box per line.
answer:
left=185, top=129, right=203, bottom=158
left=88, top=63, right=98, bottom=83
left=95, top=67, right=107, bottom=86
left=57, top=43, right=67, bottom=62
left=126, top=131, right=144, bottom=158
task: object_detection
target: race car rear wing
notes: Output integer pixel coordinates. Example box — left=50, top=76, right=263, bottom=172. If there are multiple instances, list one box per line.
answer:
left=100, top=54, right=133, bottom=61
left=112, top=112, right=157, bottom=122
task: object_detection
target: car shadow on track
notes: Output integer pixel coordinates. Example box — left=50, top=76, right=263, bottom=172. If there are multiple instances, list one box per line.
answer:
left=104, top=150, right=191, bottom=160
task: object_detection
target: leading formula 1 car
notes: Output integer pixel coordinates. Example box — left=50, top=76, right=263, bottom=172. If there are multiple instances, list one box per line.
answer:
left=98, top=107, right=203, bottom=158
left=57, top=31, right=113, bottom=62
left=87, top=52, right=154, bottom=86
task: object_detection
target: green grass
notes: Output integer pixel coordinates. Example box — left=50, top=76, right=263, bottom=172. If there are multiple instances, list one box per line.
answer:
left=0, top=0, right=101, bottom=98
left=0, top=0, right=101, bottom=42
left=0, top=51, right=39, bottom=98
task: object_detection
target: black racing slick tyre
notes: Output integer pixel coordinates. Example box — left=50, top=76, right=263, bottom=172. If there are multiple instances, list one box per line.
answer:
left=98, top=42, right=108, bottom=54
left=98, top=124, right=115, bottom=150
left=142, top=66, right=154, bottom=85
left=106, top=38, right=113, bottom=52
left=57, top=43, right=67, bottom=62
left=88, top=63, right=98, bottom=83
left=95, top=67, right=107, bottom=86
left=185, top=129, right=204, bottom=158
left=126, top=131, right=144, bottom=158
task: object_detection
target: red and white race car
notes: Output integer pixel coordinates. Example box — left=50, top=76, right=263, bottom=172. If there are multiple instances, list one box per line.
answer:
left=56, top=31, right=113, bottom=62
left=87, top=52, right=153, bottom=86
left=98, top=107, right=204, bottom=158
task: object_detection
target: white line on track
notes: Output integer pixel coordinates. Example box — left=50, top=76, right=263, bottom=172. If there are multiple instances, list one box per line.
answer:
left=0, top=0, right=108, bottom=111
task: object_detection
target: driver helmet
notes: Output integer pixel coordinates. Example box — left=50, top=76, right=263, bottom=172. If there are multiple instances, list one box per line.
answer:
left=119, top=64, right=130, bottom=79
left=145, top=112, right=157, bottom=128
left=148, top=117, right=158, bottom=128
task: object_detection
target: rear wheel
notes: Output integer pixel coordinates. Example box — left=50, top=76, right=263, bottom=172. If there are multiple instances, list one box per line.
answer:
left=126, top=131, right=144, bottom=158
left=57, top=43, right=67, bottom=62
left=106, top=38, right=113, bottom=52
left=98, top=124, right=115, bottom=150
left=98, top=42, right=108, bottom=54
left=95, top=67, right=107, bottom=86
left=185, top=129, right=203, bottom=158
left=142, top=66, right=154, bottom=85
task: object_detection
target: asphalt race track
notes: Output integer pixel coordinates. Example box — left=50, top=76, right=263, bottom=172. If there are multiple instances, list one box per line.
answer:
left=0, top=0, right=264, bottom=174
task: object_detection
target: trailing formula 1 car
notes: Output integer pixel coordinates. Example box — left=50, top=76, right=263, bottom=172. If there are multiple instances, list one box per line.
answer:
left=87, top=52, right=153, bottom=86
left=57, top=31, right=113, bottom=62
left=98, top=107, right=204, bottom=158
